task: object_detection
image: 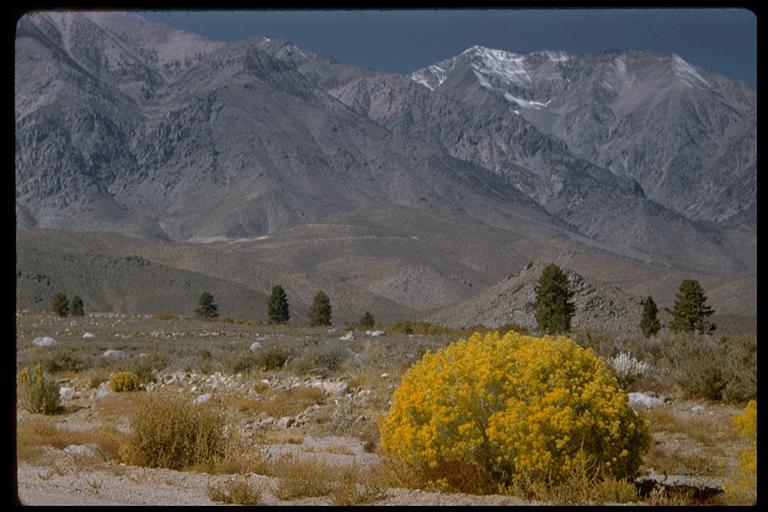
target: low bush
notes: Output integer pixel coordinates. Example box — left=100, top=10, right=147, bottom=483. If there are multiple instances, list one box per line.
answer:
left=291, top=343, right=350, bottom=377
left=121, top=393, right=225, bottom=470
left=673, top=336, right=756, bottom=402
left=253, top=345, right=292, bottom=371
left=17, top=364, right=61, bottom=415
left=207, top=478, right=262, bottom=504
left=272, top=458, right=337, bottom=499
left=379, top=331, right=650, bottom=493
left=108, top=371, right=141, bottom=392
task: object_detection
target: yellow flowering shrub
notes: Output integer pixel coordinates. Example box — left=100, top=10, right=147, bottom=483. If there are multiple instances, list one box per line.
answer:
left=726, top=400, right=756, bottom=503
left=379, top=331, right=650, bottom=489
left=109, top=371, right=141, bottom=392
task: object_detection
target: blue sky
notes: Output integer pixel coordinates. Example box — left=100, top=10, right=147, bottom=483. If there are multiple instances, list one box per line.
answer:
left=140, top=9, right=756, bottom=88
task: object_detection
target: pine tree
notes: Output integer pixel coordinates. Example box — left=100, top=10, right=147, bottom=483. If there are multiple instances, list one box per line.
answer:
left=669, top=279, right=716, bottom=334
left=51, top=293, right=69, bottom=317
left=308, top=291, right=332, bottom=327
left=534, top=264, right=575, bottom=334
left=639, top=296, right=661, bottom=338
left=195, top=292, right=219, bottom=320
left=359, top=311, right=375, bottom=329
left=69, top=295, right=85, bottom=317
left=266, top=285, right=290, bottom=324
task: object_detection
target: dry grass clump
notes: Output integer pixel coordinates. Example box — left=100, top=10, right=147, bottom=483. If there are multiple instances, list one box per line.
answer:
left=329, top=465, right=385, bottom=505
left=270, top=457, right=382, bottom=503
left=502, top=459, right=639, bottom=505
left=108, top=371, right=141, bottom=392
left=272, top=457, right=337, bottom=499
left=206, top=478, right=263, bottom=504
left=121, top=392, right=225, bottom=470
left=17, top=364, right=61, bottom=415
left=17, top=417, right=126, bottom=462
left=151, top=312, right=178, bottom=321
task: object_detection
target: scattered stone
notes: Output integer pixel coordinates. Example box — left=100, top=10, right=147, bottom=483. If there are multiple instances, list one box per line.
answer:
left=193, top=393, right=212, bottom=405
left=249, top=341, right=263, bottom=352
left=691, top=405, right=705, bottom=413
left=59, top=386, right=75, bottom=401
left=380, top=373, right=390, bottom=379
left=64, top=444, right=109, bottom=461
left=366, top=330, right=386, bottom=337
left=82, top=332, right=95, bottom=338
left=339, top=331, right=355, bottom=341
left=628, top=392, right=665, bottom=408
left=276, top=416, right=295, bottom=429
left=307, top=380, right=348, bottom=397
left=32, top=336, right=58, bottom=347
left=102, top=349, right=127, bottom=361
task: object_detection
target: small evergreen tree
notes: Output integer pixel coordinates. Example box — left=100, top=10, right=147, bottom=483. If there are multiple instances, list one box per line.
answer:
left=359, top=311, right=375, bottom=329
left=534, top=264, right=575, bottom=334
left=639, top=296, right=661, bottom=338
left=51, top=293, right=69, bottom=317
left=669, top=279, right=716, bottom=334
left=195, top=292, right=219, bottom=320
left=266, top=285, right=290, bottom=324
left=69, top=295, right=85, bottom=317
left=308, top=291, right=332, bottom=327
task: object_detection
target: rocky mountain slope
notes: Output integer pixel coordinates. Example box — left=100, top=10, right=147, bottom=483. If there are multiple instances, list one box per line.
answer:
left=16, top=12, right=756, bottom=276
left=14, top=12, right=756, bottom=329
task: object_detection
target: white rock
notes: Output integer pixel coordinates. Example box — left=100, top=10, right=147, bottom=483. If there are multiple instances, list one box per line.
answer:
left=95, top=383, right=111, bottom=399
left=32, top=336, right=58, bottom=347
left=380, top=373, right=390, bottom=379
left=193, top=393, right=212, bottom=405
left=59, top=386, right=75, bottom=401
left=366, top=330, right=386, bottom=337
left=339, top=331, right=355, bottom=341
left=250, top=341, right=263, bottom=352
left=102, top=349, right=127, bottom=361
left=82, top=332, right=95, bottom=338
left=628, top=392, right=665, bottom=408
left=64, top=444, right=108, bottom=461
left=276, top=416, right=295, bottom=429
left=307, top=380, right=348, bottom=397
left=691, top=405, right=705, bottom=413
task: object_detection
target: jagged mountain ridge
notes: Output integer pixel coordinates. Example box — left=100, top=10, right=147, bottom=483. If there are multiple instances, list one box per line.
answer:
left=411, top=46, right=756, bottom=226
left=15, top=12, right=755, bottom=277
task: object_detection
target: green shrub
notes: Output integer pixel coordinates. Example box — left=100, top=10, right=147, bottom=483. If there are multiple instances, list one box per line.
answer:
left=122, top=393, right=225, bottom=470
left=17, top=364, right=61, bottom=415
left=379, top=331, right=650, bottom=493
left=108, top=371, right=141, bottom=392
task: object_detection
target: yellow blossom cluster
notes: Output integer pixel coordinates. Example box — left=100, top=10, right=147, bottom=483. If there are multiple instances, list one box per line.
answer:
left=727, top=400, right=756, bottom=503
left=379, top=331, right=650, bottom=485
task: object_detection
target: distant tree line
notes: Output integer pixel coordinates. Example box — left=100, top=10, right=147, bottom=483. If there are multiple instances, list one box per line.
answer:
left=50, top=293, right=85, bottom=317
left=533, top=263, right=716, bottom=336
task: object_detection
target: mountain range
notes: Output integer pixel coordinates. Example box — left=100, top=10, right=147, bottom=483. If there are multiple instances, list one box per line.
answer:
left=14, top=12, right=756, bottom=331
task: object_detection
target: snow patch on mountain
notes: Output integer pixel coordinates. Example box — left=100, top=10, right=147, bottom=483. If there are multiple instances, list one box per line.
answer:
left=410, top=60, right=457, bottom=91
left=672, top=54, right=710, bottom=88
left=502, top=93, right=551, bottom=109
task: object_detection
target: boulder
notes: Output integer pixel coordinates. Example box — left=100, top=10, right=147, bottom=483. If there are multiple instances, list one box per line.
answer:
left=628, top=392, right=665, bottom=408
left=32, top=336, right=58, bottom=347
left=193, top=393, right=212, bottom=405
left=339, top=331, right=355, bottom=341
left=102, top=349, right=127, bottom=361
left=250, top=341, right=263, bottom=352
left=276, top=416, right=295, bottom=429
left=82, top=332, right=95, bottom=338
left=95, top=383, right=111, bottom=399
left=59, top=386, right=75, bottom=401
left=366, top=330, right=386, bottom=337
